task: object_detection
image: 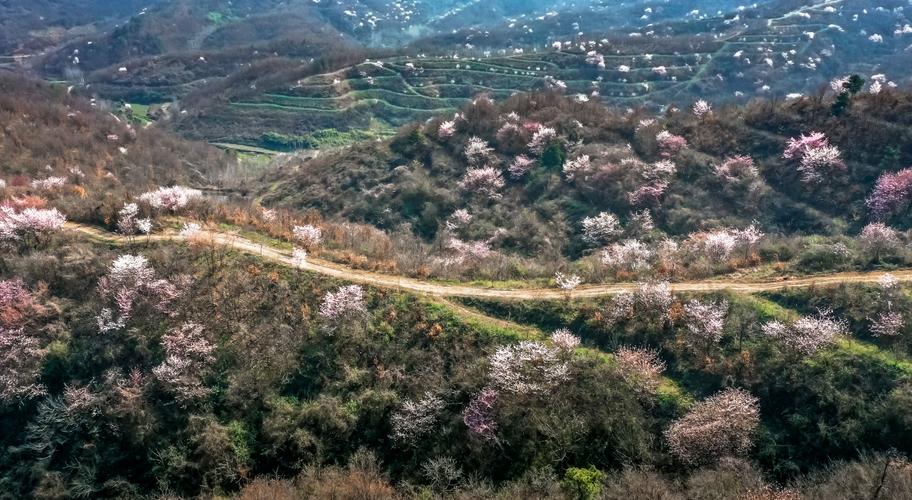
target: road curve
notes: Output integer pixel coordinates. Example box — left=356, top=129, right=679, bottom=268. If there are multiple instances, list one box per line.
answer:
left=67, top=223, right=912, bottom=301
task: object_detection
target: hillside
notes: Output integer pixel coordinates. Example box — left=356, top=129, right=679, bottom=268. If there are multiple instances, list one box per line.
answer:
left=253, top=84, right=912, bottom=283
left=162, top=0, right=912, bottom=149
left=4, top=3, right=912, bottom=497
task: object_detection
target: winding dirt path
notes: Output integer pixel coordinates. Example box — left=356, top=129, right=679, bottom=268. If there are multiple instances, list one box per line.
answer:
left=68, top=223, right=912, bottom=301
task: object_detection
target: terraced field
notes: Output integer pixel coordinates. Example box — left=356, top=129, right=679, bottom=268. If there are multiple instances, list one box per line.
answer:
left=172, top=0, right=910, bottom=151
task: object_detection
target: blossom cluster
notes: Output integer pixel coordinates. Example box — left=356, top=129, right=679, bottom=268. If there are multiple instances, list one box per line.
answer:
left=152, top=322, right=216, bottom=402
left=782, top=132, right=844, bottom=184
left=117, top=203, right=152, bottom=235
left=488, top=341, right=570, bottom=396
left=0, top=205, right=66, bottom=242
left=682, top=299, right=730, bottom=345
left=139, top=186, right=202, bottom=212
left=867, top=168, right=912, bottom=218
left=762, top=310, right=846, bottom=355
left=463, top=388, right=499, bottom=440
left=96, top=255, right=182, bottom=332
left=390, top=392, right=447, bottom=444
left=615, top=346, right=666, bottom=396
left=292, top=224, right=322, bottom=248
left=318, top=285, right=367, bottom=323
left=665, top=388, right=760, bottom=465
left=458, top=166, right=505, bottom=199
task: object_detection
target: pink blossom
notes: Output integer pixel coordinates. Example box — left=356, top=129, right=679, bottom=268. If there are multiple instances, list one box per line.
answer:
left=551, top=328, right=581, bottom=350
left=488, top=341, right=569, bottom=396
left=783, top=132, right=844, bottom=184
left=508, top=155, right=535, bottom=179
left=656, top=131, right=687, bottom=158
left=139, top=186, right=202, bottom=212
left=528, top=126, right=558, bottom=155
left=860, top=222, right=901, bottom=256
left=783, top=132, right=828, bottom=159
left=615, top=346, right=666, bottom=396
left=464, top=136, right=493, bottom=164
left=762, top=309, right=846, bottom=355
left=458, top=167, right=505, bottom=199
left=581, top=212, right=622, bottom=245
left=117, top=203, right=152, bottom=235
left=692, top=100, right=713, bottom=117
left=319, top=285, right=367, bottom=323
left=870, top=309, right=904, bottom=337
left=463, top=388, right=499, bottom=440
left=152, top=322, right=215, bottom=402
left=601, top=239, right=654, bottom=272
left=715, top=155, right=759, bottom=182
left=682, top=299, right=730, bottom=345
left=438, top=120, right=457, bottom=138
left=866, top=168, right=912, bottom=218
left=563, top=155, right=592, bottom=181
left=0, top=327, right=47, bottom=402
left=446, top=238, right=493, bottom=263
left=628, top=181, right=668, bottom=206
left=665, top=388, right=760, bottom=465
left=30, top=176, right=67, bottom=191
left=0, top=206, right=66, bottom=239
left=293, top=224, right=322, bottom=248
left=634, top=281, right=674, bottom=315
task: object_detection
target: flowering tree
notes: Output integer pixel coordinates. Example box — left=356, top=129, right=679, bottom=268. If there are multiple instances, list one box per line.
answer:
left=634, top=281, right=675, bottom=316
left=464, top=136, right=493, bottom=165
left=488, top=341, right=570, bottom=396
left=292, top=248, right=308, bottom=267
left=139, top=186, right=202, bottom=212
left=655, top=131, right=688, bottom=158
left=604, top=292, right=636, bottom=327
left=458, top=167, right=505, bottom=199
left=31, top=176, right=67, bottom=191
left=446, top=238, right=493, bottom=264
left=581, top=212, right=622, bottom=245
left=292, top=224, right=322, bottom=249
left=870, top=310, right=904, bottom=338
left=563, top=155, right=592, bottom=181
left=463, top=388, right=498, bottom=440
left=762, top=310, right=846, bottom=355
left=615, top=346, right=666, bottom=396
left=715, top=155, right=759, bottom=183
left=682, top=299, right=730, bottom=346
left=554, top=272, right=583, bottom=292
left=528, top=126, right=558, bottom=155
left=859, top=222, right=901, bottom=260
left=152, top=322, right=216, bottom=403
left=628, top=181, right=669, bottom=207
left=438, top=120, right=457, bottom=139
left=867, top=168, right=912, bottom=219
left=96, top=255, right=181, bottom=332
left=508, top=155, right=535, bottom=179
left=0, top=205, right=66, bottom=243
left=0, top=327, right=47, bottom=402
left=390, top=392, right=447, bottom=445
left=782, top=132, right=845, bottom=184
left=664, top=388, right=760, bottom=465
left=692, top=100, right=713, bottom=118
left=870, top=272, right=905, bottom=338
left=601, top=239, right=654, bottom=272
left=318, top=285, right=367, bottom=326
left=551, top=328, right=581, bottom=351
left=117, top=203, right=152, bottom=236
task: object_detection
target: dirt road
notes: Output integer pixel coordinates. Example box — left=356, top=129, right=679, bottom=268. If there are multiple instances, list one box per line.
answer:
left=68, top=223, right=909, bottom=301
